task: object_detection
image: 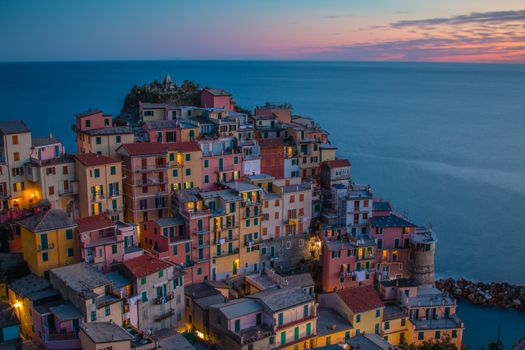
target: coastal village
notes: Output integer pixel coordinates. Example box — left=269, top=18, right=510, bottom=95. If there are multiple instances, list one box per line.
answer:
left=0, top=74, right=465, bottom=350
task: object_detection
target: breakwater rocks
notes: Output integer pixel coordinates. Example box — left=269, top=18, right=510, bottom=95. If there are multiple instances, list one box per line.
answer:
left=436, top=278, right=525, bottom=310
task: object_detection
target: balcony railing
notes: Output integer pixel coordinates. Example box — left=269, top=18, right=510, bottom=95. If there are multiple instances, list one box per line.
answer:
left=91, top=193, right=105, bottom=201
left=193, top=228, right=208, bottom=235
left=153, top=292, right=174, bottom=305
left=38, top=243, right=55, bottom=252
left=154, top=308, right=174, bottom=322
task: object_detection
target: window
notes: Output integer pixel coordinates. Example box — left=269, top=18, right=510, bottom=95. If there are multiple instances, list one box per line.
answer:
left=173, top=169, right=178, bottom=177
left=90, top=311, right=96, bottom=321
left=96, top=137, right=101, bottom=145
left=204, top=175, right=209, bottom=183
left=116, top=135, right=121, bottom=143
left=12, top=135, right=18, bottom=144
left=304, top=304, right=309, bottom=317
left=105, top=305, right=110, bottom=316
left=401, top=318, right=406, bottom=326
left=418, top=332, right=424, bottom=340
left=204, top=159, right=209, bottom=168
left=48, top=186, right=55, bottom=195
left=384, top=321, right=390, bottom=330
left=186, top=168, right=191, bottom=176
left=280, top=331, right=286, bottom=345
left=158, top=270, right=164, bottom=278
left=356, top=314, right=361, bottom=323
left=111, top=245, right=117, bottom=254
left=234, top=319, right=240, bottom=332
left=104, top=119, right=110, bottom=126
left=94, top=168, right=100, bottom=178
left=376, top=309, right=381, bottom=317
left=294, top=327, right=299, bottom=341
left=278, top=312, right=283, bottom=326
left=110, top=166, right=116, bottom=175
left=42, top=252, right=48, bottom=262
left=234, top=156, right=238, bottom=164
left=173, top=245, right=178, bottom=255
left=185, top=153, right=190, bottom=161
left=67, top=248, right=74, bottom=257
left=141, top=291, right=147, bottom=302
left=452, top=330, right=458, bottom=338
left=140, top=277, right=146, bottom=285
left=13, top=152, right=20, bottom=161
left=435, top=331, right=441, bottom=339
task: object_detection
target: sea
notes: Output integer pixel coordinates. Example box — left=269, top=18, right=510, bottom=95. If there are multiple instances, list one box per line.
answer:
left=0, top=60, right=524, bottom=348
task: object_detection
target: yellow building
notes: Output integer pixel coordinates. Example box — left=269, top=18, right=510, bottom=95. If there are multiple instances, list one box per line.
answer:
left=381, top=306, right=409, bottom=345
left=75, top=153, right=123, bottom=220
left=313, top=307, right=354, bottom=348
left=77, top=128, right=134, bottom=159
left=19, top=209, right=78, bottom=277
left=166, top=142, right=203, bottom=191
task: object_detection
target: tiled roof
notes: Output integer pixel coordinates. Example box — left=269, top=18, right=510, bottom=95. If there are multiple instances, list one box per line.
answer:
left=336, top=286, right=384, bottom=313
left=0, top=120, right=30, bottom=135
left=18, top=209, right=76, bottom=233
left=257, top=138, right=285, bottom=148
left=204, top=88, right=231, bottom=96
left=75, top=153, right=119, bottom=167
left=324, top=159, right=351, bottom=169
left=370, top=214, right=416, bottom=228
left=76, top=214, right=114, bottom=233
left=166, top=141, right=201, bottom=153
left=117, top=142, right=167, bottom=156
left=124, top=254, right=171, bottom=278
left=32, top=136, right=61, bottom=147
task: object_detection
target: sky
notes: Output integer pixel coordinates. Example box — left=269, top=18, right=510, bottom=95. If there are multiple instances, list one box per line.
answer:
left=1, top=0, right=525, bottom=63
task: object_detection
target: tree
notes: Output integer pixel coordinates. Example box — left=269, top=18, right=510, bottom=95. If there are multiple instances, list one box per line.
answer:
left=398, top=337, right=457, bottom=350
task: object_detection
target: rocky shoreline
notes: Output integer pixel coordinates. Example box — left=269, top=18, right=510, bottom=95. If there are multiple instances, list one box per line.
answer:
left=436, top=278, right=525, bottom=310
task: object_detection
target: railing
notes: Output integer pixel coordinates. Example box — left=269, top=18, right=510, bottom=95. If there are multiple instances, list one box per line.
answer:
left=38, top=243, right=55, bottom=252
left=154, top=308, right=174, bottom=322
left=91, top=194, right=105, bottom=201
left=193, top=228, right=208, bottom=235
left=215, top=248, right=240, bottom=257
left=153, top=292, right=174, bottom=305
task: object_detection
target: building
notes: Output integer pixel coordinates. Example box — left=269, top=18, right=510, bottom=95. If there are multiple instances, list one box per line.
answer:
left=122, top=254, right=185, bottom=332
left=184, top=282, right=226, bottom=337
left=49, top=262, right=123, bottom=325
left=73, top=109, right=134, bottom=158
left=0, top=120, right=32, bottom=222
left=32, top=301, right=83, bottom=349
left=18, top=209, right=78, bottom=277
left=347, top=333, right=396, bottom=350
left=313, top=307, right=353, bottom=348
left=26, top=136, right=77, bottom=213
left=320, top=159, right=351, bottom=190
left=319, top=286, right=384, bottom=336
left=258, top=138, right=285, bottom=179
left=199, top=137, right=242, bottom=190
left=77, top=214, right=140, bottom=272
left=201, top=88, right=235, bottom=111
left=166, top=142, right=202, bottom=192
left=7, top=274, right=61, bottom=342
left=79, top=321, right=133, bottom=350
left=117, top=142, right=169, bottom=224
left=75, top=153, right=124, bottom=220
left=247, top=287, right=317, bottom=350
left=140, top=217, right=190, bottom=265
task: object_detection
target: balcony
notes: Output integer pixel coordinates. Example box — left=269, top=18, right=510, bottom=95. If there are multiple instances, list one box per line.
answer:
left=154, top=308, right=174, bottom=322
left=108, top=191, right=121, bottom=198
left=91, top=193, right=105, bottom=202
left=137, top=178, right=167, bottom=187
left=137, top=164, right=168, bottom=173
left=244, top=240, right=261, bottom=247
left=38, top=243, right=55, bottom=252
left=153, top=292, right=174, bottom=305
left=215, top=247, right=240, bottom=258
left=193, top=228, right=208, bottom=235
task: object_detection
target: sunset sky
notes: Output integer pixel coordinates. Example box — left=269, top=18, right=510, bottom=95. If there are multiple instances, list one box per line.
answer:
left=1, top=0, right=525, bottom=63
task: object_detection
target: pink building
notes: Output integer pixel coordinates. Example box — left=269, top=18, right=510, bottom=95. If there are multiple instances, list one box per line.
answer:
left=33, top=302, right=82, bottom=349
left=200, top=88, right=235, bottom=111
left=172, top=188, right=211, bottom=285
left=140, top=217, right=192, bottom=268
left=199, top=138, right=242, bottom=191
left=77, top=214, right=140, bottom=272
left=370, top=210, right=416, bottom=281
left=142, top=120, right=182, bottom=143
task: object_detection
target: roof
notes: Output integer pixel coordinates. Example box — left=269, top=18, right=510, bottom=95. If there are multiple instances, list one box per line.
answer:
left=124, top=254, right=171, bottom=278
left=76, top=214, right=114, bottom=233
left=7, top=274, right=53, bottom=299
left=185, top=282, right=221, bottom=299
left=204, top=88, right=231, bottom=96
left=194, top=294, right=226, bottom=309
left=324, top=159, right=351, bottom=169
left=257, top=138, right=285, bottom=148
left=248, top=287, right=313, bottom=312
left=144, top=120, right=178, bottom=130
left=213, top=298, right=262, bottom=319
left=372, top=201, right=392, bottom=212
left=105, top=271, right=132, bottom=289
left=225, top=181, right=260, bottom=193
left=0, top=120, right=30, bottom=135
left=370, top=214, right=416, bottom=228
left=32, top=136, right=61, bottom=147
left=83, top=126, right=133, bottom=136
left=76, top=109, right=103, bottom=119
left=117, top=142, right=167, bottom=156
left=380, top=279, right=419, bottom=288
left=75, top=153, right=119, bottom=167
left=80, top=321, right=133, bottom=343
left=316, top=307, right=353, bottom=336
left=49, top=303, right=82, bottom=321
left=0, top=302, right=19, bottom=328
left=18, top=209, right=76, bottom=233
left=153, top=217, right=184, bottom=227
left=50, top=263, right=111, bottom=297
left=154, top=329, right=195, bottom=350
left=166, top=141, right=201, bottom=153
left=336, top=286, right=384, bottom=313
left=347, top=333, right=395, bottom=350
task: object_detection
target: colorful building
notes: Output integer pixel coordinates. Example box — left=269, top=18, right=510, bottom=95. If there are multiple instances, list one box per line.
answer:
left=19, top=209, right=78, bottom=277
left=201, top=88, right=235, bottom=111
left=166, top=142, right=202, bottom=191
left=75, top=153, right=124, bottom=220
left=199, top=137, right=242, bottom=190
left=258, top=138, right=285, bottom=179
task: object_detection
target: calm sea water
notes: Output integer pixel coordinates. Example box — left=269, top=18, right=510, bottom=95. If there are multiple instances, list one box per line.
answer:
left=0, top=61, right=524, bottom=347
